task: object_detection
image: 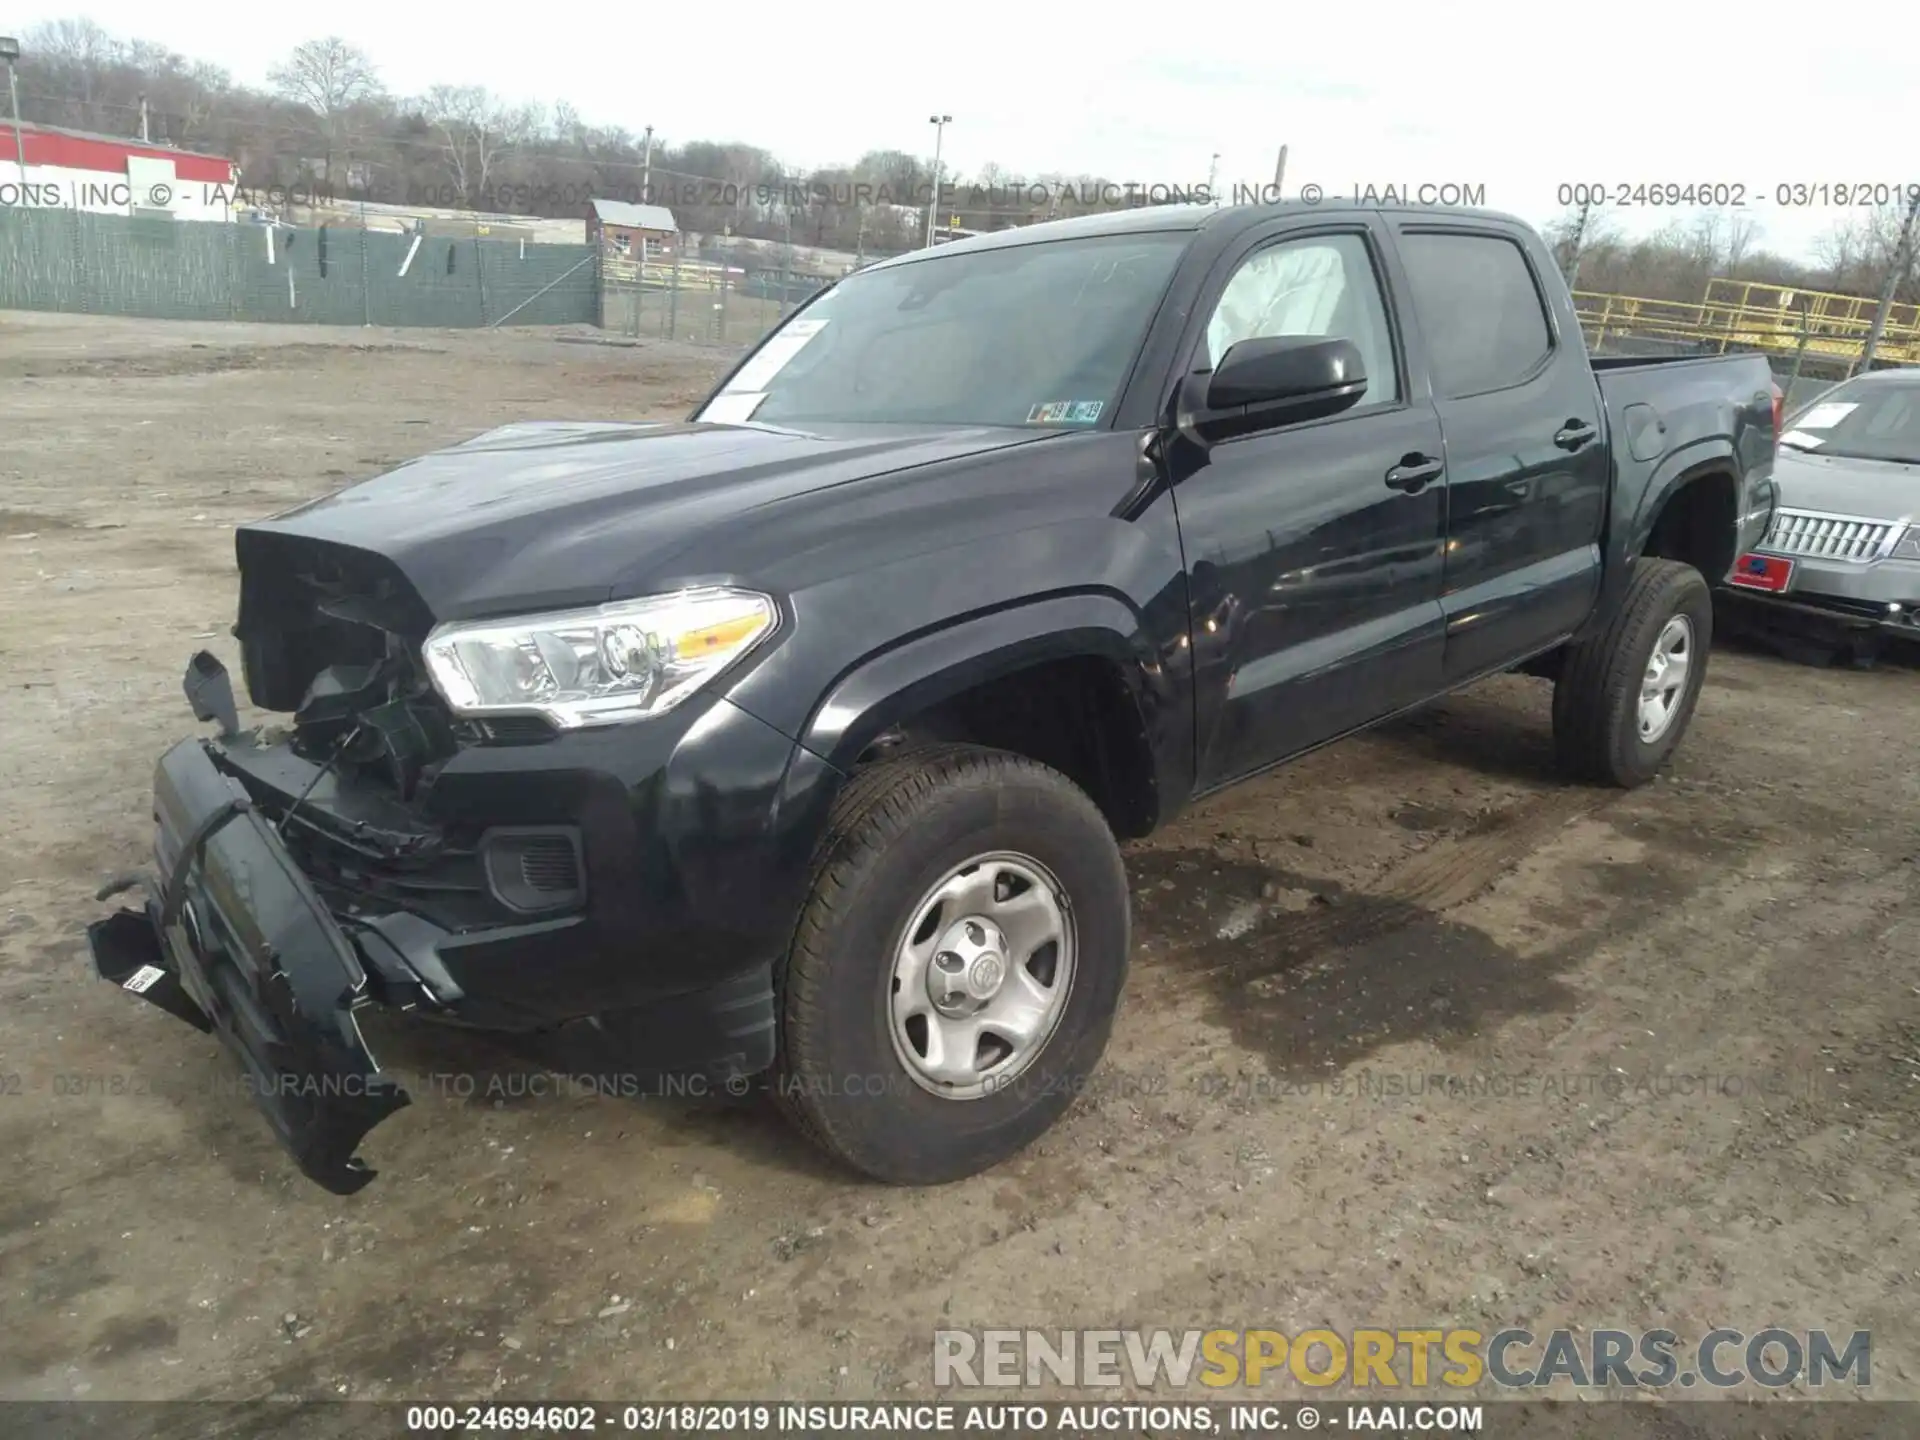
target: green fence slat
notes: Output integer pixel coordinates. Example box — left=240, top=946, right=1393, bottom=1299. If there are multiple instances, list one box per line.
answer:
left=0, top=210, right=599, bottom=329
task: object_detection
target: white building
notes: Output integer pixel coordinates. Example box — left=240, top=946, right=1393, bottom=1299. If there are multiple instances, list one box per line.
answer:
left=0, top=122, right=240, bottom=222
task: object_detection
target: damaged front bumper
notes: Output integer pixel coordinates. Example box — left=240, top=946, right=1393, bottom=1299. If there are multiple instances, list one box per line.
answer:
left=88, top=645, right=837, bottom=1193
left=88, top=736, right=409, bottom=1194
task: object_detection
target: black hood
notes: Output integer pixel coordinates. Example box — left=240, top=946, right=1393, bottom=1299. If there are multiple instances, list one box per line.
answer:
left=241, top=419, right=1061, bottom=620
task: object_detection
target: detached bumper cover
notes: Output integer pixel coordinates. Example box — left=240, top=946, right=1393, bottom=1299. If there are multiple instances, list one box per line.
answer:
left=87, top=738, right=408, bottom=1195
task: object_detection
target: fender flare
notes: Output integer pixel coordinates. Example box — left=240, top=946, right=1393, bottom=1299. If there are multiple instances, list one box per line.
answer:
left=1630, top=439, right=1739, bottom=559
left=1581, top=443, right=1741, bottom=641
left=798, top=590, right=1170, bottom=795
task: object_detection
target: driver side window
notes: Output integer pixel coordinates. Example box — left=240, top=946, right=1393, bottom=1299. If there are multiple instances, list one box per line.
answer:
left=1203, top=233, right=1399, bottom=408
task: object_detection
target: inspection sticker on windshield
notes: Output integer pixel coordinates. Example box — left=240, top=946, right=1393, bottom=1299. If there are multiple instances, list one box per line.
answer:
left=1796, top=401, right=1857, bottom=429
left=724, top=318, right=829, bottom=394
left=1027, top=400, right=1103, bottom=424
left=1779, top=428, right=1826, bottom=449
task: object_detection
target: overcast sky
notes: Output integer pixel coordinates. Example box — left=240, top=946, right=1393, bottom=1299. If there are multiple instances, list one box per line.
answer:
left=14, top=2, right=1915, bottom=260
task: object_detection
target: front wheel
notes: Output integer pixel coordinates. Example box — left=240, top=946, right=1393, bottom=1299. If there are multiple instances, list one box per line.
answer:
left=774, top=745, right=1130, bottom=1184
left=1553, top=558, right=1713, bottom=787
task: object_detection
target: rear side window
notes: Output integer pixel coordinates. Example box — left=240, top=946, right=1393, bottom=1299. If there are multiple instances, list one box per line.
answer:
left=1397, top=233, right=1552, bottom=398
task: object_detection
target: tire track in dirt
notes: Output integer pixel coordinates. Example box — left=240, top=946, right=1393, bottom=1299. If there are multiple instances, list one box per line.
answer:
left=1128, top=783, right=1608, bottom=991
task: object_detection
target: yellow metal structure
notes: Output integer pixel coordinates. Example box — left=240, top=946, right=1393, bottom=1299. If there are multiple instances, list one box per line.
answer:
left=599, top=257, right=732, bottom=290
left=1573, top=279, right=1920, bottom=368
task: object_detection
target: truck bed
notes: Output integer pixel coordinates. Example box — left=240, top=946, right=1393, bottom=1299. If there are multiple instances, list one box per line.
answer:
left=1589, top=352, right=1771, bottom=374
left=1591, top=349, right=1777, bottom=601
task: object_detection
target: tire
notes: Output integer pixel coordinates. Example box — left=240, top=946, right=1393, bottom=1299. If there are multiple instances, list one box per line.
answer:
left=774, top=744, right=1130, bottom=1184
left=1553, top=558, right=1713, bottom=787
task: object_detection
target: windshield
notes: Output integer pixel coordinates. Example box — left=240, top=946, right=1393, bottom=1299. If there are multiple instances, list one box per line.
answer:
left=1780, top=380, right=1920, bottom=464
left=694, top=232, right=1190, bottom=429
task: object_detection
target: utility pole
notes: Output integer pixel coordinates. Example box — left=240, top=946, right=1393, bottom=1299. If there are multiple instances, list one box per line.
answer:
left=1858, top=187, right=1920, bottom=375
left=1784, top=294, right=1814, bottom=402
left=138, top=94, right=150, bottom=142
left=0, top=36, right=23, bottom=188
left=1563, top=195, right=1594, bottom=292
left=1272, top=143, right=1288, bottom=199
left=1206, top=153, right=1219, bottom=206
left=641, top=125, right=654, bottom=204
left=781, top=170, right=793, bottom=313
left=925, top=113, right=951, bottom=248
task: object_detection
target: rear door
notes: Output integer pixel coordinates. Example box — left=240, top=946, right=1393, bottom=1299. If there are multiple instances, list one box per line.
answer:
left=1383, top=221, right=1609, bottom=682
left=1171, top=218, right=1449, bottom=790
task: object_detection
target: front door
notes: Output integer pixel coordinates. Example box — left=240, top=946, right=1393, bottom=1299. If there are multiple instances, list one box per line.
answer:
left=1173, top=224, right=1449, bottom=791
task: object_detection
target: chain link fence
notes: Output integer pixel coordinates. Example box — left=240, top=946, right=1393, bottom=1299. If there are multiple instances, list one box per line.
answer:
left=598, top=252, right=832, bottom=346
left=0, top=209, right=600, bottom=327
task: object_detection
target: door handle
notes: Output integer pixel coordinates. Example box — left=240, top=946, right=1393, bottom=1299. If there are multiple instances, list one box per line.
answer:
left=1554, top=419, right=1598, bottom=451
left=1385, top=455, right=1443, bottom=493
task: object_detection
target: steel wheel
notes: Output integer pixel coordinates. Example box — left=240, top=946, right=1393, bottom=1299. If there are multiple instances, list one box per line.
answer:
left=888, top=850, right=1076, bottom=1099
left=1637, top=614, right=1693, bottom=743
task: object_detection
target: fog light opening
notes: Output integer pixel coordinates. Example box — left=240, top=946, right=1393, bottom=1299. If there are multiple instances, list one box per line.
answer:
left=481, top=828, right=587, bottom=915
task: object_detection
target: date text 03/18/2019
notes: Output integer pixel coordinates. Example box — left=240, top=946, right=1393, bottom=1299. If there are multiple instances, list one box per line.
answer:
left=1558, top=181, right=1920, bottom=208
left=401, top=1402, right=1486, bottom=1433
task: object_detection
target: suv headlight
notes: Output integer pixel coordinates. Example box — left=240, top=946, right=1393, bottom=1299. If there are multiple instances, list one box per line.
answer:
left=1892, top=526, right=1920, bottom=561
left=422, top=587, right=778, bottom=728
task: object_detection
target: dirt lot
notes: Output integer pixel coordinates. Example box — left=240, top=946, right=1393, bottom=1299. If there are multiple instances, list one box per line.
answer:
left=1, top=310, right=1916, bottom=1411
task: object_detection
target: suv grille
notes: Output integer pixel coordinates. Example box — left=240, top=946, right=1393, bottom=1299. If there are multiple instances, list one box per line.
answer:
left=1759, top=509, right=1902, bottom=563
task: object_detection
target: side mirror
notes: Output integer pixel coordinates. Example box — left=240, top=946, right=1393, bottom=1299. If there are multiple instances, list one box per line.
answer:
left=1198, top=336, right=1369, bottom=431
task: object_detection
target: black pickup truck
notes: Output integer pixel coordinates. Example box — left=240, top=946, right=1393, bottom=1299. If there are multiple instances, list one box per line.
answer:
left=87, top=202, right=1778, bottom=1194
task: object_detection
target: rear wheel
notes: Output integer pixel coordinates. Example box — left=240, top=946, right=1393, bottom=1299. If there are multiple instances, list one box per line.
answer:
left=774, top=745, right=1130, bottom=1184
left=1553, top=559, right=1713, bottom=787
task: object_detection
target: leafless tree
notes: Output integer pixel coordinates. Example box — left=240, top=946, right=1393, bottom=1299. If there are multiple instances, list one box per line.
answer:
left=1813, top=220, right=1865, bottom=292
left=268, top=38, right=383, bottom=187
left=1723, top=214, right=1762, bottom=277
left=1542, top=204, right=1623, bottom=281
left=1811, top=204, right=1920, bottom=306
left=23, top=18, right=124, bottom=128
left=49, top=15, right=1908, bottom=280
left=423, top=85, right=533, bottom=208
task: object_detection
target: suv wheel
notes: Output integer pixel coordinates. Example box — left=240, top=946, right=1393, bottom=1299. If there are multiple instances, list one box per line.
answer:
left=1553, top=558, right=1713, bottom=787
left=774, top=744, right=1130, bottom=1184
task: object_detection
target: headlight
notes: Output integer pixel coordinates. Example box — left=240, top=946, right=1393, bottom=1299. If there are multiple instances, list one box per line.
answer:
left=421, top=588, right=778, bottom=728
left=1892, top=526, right=1920, bottom=561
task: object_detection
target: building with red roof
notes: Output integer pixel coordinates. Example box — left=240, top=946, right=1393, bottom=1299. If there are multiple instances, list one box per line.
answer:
left=0, top=121, right=240, bottom=222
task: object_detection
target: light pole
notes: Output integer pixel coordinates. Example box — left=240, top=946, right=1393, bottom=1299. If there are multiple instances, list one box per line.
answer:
left=1859, top=187, right=1920, bottom=375
left=1563, top=195, right=1594, bottom=292
left=1, top=37, right=23, bottom=189
left=925, top=113, right=951, bottom=249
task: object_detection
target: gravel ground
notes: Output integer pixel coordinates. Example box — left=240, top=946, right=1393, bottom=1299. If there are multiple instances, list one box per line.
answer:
left=1, top=310, right=1914, bottom=1414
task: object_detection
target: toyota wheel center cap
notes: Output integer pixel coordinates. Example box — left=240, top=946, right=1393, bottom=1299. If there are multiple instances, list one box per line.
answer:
left=967, top=953, right=1006, bottom=996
